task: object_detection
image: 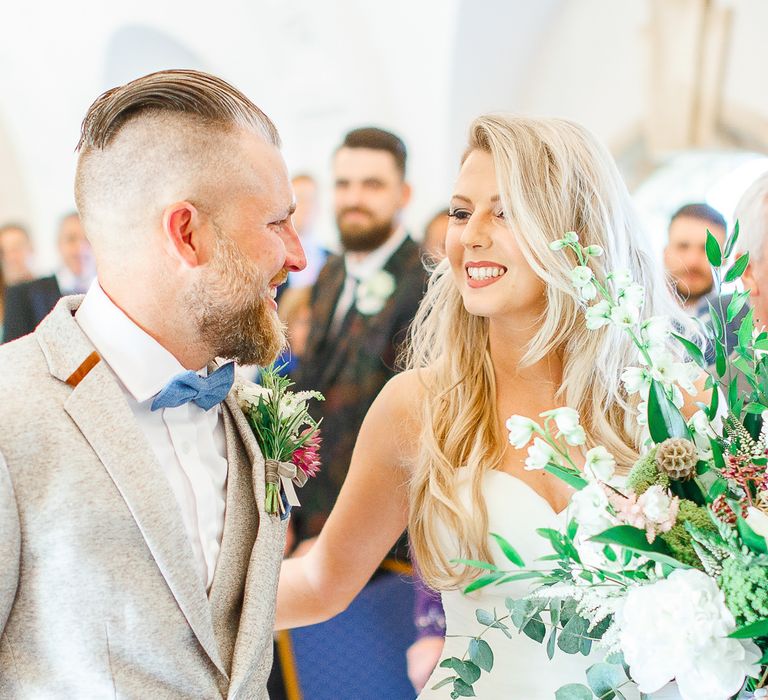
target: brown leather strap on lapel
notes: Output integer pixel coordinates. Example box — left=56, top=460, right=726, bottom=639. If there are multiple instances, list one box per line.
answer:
left=66, top=351, right=101, bottom=387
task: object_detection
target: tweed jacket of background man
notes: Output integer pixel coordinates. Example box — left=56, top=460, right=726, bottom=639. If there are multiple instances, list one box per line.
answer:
left=292, top=236, right=427, bottom=546
left=0, top=297, right=288, bottom=699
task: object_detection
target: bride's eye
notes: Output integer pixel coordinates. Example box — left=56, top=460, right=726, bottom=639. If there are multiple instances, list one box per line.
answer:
left=448, top=209, right=471, bottom=222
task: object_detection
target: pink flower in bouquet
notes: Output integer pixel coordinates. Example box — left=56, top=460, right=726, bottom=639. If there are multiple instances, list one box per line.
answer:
left=611, top=485, right=678, bottom=543
left=293, top=429, right=322, bottom=478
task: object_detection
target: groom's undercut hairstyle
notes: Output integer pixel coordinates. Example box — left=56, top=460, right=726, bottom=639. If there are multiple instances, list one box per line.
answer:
left=74, top=69, right=280, bottom=255
left=338, top=127, right=407, bottom=178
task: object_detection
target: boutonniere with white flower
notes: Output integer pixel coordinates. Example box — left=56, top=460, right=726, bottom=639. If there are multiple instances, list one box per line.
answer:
left=355, top=270, right=396, bottom=315
left=236, top=365, right=324, bottom=518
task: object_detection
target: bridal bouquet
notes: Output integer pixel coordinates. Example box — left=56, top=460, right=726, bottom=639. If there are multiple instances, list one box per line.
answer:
left=440, top=227, right=768, bottom=700
left=236, top=365, right=324, bottom=517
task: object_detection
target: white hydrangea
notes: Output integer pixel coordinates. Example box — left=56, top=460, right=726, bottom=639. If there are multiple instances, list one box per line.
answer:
left=617, top=570, right=761, bottom=700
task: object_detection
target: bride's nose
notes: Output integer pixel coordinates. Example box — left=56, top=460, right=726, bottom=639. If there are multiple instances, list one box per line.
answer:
left=460, top=215, right=492, bottom=250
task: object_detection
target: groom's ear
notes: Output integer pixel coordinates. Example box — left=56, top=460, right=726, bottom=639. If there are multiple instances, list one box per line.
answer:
left=162, top=201, right=206, bottom=268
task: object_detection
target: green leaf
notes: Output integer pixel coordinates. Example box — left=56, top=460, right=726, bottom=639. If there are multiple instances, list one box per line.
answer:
left=550, top=598, right=562, bottom=627
left=468, top=638, right=494, bottom=672
left=586, top=662, right=628, bottom=700
left=452, top=678, right=476, bottom=697
left=464, top=571, right=505, bottom=594
left=475, top=609, right=495, bottom=627
left=727, top=290, right=750, bottom=324
left=558, top=615, right=590, bottom=654
left=737, top=516, right=768, bottom=555
left=555, top=684, right=594, bottom=700
left=546, top=626, right=558, bottom=659
left=522, top=613, right=546, bottom=643
left=431, top=676, right=457, bottom=691
left=706, top=229, right=722, bottom=267
left=709, top=302, right=725, bottom=343
left=744, top=402, right=767, bottom=415
left=724, top=252, right=750, bottom=283
left=738, top=308, right=755, bottom=351
left=544, top=463, right=589, bottom=491
left=590, top=525, right=690, bottom=569
left=489, top=532, right=526, bottom=567
left=672, top=333, right=706, bottom=368
left=707, top=384, right=719, bottom=421
left=729, top=617, right=768, bottom=639
left=723, top=219, right=740, bottom=259
left=715, top=339, right=726, bottom=377
left=647, top=379, right=690, bottom=443
left=453, top=559, right=500, bottom=571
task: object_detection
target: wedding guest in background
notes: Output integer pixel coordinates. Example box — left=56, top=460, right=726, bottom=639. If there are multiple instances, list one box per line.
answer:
left=292, top=126, right=426, bottom=545
left=280, top=126, right=427, bottom=697
left=3, top=212, right=94, bottom=341
left=407, top=561, right=446, bottom=694
left=422, top=207, right=450, bottom=261
left=288, top=173, right=327, bottom=289
left=0, top=223, right=35, bottom=336
left=664, top=202, right=743, bottom=363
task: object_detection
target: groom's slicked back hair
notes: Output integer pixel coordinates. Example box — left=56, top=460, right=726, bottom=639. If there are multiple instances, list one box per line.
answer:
left=75, top=69, right=281, bottom=257
left=76, top=69, right=280, bottom=152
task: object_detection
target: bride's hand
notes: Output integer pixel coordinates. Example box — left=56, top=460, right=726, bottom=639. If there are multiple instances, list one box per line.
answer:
left=406, top=635, right=444, bottom=693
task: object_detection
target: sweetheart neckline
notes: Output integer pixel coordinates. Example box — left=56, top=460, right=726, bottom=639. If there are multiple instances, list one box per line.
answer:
left=456, top=465, right=569, bottom=517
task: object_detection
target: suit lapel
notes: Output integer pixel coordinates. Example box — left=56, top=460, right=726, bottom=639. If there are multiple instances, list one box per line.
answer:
left=224, top=392, right=286, bottom=695
left=305, top=256, right=346, bottom=364
left=207, top=402, right=258, bottom=674
left=36, top=299, right=227, bottom=678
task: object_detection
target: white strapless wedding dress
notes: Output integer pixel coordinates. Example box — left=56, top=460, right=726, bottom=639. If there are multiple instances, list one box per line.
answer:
left=419, top=468, right=681, bottom=700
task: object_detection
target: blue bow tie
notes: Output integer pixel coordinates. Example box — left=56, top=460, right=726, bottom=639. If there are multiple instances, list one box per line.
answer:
left=150, top=361, right=235, bottom=412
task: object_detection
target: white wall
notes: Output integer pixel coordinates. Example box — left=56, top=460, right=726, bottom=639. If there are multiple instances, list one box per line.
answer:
left=1, top=0, right=767, bottom=267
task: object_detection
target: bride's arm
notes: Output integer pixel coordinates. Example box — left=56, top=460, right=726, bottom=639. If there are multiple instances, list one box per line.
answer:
left=275, top=370, right=420, bottom=630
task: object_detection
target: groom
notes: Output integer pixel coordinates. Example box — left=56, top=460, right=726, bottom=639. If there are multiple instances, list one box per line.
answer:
left=0, top=70, right=305, bottom=698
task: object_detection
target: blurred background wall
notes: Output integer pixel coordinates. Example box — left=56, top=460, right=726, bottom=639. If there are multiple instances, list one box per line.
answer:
left=2, top=0, right=767, bottom=269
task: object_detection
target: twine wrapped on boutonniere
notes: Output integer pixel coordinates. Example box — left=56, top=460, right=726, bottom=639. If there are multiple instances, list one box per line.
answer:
left=236, top=365, right=323, bottom=518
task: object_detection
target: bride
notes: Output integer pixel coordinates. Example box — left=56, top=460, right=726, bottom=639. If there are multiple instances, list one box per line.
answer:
left=276, top=115, right=695, bottom=698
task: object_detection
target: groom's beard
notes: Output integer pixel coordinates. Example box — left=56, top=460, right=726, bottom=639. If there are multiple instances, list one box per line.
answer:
left=187, top=226, right=286, bottom=366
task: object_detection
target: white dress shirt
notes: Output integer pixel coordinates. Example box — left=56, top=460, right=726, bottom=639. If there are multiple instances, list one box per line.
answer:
left=330, top=226, right=408, bottom=333
left=76, top=281, right=227, bottom=592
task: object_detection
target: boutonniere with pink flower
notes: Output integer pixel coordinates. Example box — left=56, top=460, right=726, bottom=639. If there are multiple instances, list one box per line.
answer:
left=236, top=366, right=324, bottom=518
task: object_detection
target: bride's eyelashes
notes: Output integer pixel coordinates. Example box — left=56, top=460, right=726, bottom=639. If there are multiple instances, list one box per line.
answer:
left=448, top=208, right=472, bottom=222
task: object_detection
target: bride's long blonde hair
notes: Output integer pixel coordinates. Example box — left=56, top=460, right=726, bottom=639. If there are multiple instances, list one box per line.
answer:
left=406, top=115, right=690, bottom=589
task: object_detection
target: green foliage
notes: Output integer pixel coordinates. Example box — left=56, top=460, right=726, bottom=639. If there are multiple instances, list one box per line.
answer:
left=626, top=449, right=669, bottom=495
left=720, top=555, right=768, bottom=626
left=659, top=500, right=717, bottom=568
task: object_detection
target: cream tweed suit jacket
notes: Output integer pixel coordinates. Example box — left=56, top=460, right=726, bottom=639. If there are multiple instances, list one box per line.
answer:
left=0, top=297, right=288, bottom=698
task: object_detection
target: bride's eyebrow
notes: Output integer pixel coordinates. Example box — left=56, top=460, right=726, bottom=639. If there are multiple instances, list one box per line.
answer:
left=450, top=195, right=501, bottom=205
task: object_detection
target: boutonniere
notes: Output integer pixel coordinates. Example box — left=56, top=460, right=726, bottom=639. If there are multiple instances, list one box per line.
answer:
left=355, top=270, right=396, bottom=315
left=236, top=365, right=324, bottom=518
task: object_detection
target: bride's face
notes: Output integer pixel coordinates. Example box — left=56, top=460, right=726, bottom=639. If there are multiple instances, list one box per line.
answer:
left=445, top=149, right=546, bottom=321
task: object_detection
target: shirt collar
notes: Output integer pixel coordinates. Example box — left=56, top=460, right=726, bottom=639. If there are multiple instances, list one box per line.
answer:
left=75, top=280, right=199, bottom=403
left=343, top=226, right=407, bottom=281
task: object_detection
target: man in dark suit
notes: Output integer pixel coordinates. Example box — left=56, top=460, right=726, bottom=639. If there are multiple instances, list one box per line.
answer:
left=3, top=212, right=94, bottom=342
left=292, top=127, right=426, bottom=544
left=273, top=126, right=428, bottom=699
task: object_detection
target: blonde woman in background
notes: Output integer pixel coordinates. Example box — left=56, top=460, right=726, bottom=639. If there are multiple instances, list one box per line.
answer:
left=276, top=115, right=695, bottom=698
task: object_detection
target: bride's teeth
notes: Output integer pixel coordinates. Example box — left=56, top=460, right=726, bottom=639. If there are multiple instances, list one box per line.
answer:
left=468, top=266, right=506, bottom=280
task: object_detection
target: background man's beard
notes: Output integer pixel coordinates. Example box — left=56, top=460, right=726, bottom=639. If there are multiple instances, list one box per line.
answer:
left=673, top=276, right=713, bottom=304
left=337, top=211, right=396, bottom=252
left=188, top=229, right=286, bottom=366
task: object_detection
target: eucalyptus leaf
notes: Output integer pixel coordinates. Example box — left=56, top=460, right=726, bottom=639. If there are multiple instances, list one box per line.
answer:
left=452, top=678, right=476, bottom=697
left=547, top=626, right=557, bottom=659
left=586, top=662, right=627, bottom=699
left=558, top=615, right=590, bottom=654
left=475, top=609, right=495, bottom=626
left=468, top=639, right=494, bottom=672
left=431, top=676, right=457, bottom=691
left=555, top=684, right=594, bottom=700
